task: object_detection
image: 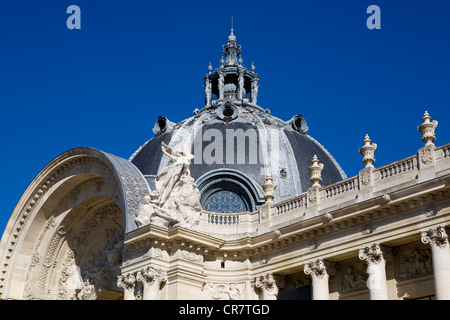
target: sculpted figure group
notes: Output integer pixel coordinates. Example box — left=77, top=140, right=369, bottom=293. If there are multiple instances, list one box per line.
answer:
left=135, top=138, right=202, bottom=229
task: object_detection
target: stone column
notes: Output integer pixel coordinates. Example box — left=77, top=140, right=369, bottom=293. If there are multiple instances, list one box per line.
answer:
left=117, top=272, right=136, bottom=300
left=304, top=259, right=335, bottom=300
left=358, top=243, right=391, bottom=300
left=254, top=273, right=284, bottom=300
left=136, top=266, right=168, bottom=300
left=421, top=226, right=450, bottom=300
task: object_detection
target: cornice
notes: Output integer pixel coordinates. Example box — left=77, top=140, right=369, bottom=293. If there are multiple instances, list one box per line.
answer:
left=124, top=182, right=450, bottom=261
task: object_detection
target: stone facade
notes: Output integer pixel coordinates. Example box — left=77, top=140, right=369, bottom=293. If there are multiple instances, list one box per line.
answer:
left=0, top=30, right=449, bottom=300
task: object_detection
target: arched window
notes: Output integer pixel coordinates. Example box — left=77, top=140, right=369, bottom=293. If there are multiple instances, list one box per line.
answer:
left=203, top=189, right=247, bottom=213
left=200, top=180, right=254, bottom=213
left=196, top=169, right=266, bottom=213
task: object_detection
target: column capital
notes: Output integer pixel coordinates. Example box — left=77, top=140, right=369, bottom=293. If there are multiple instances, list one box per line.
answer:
left=359, top=243, right=392, bottom=264
left=136, top=266, right=168, bottom=286
left=304, top=259, right=336, bottom=279
left=117, top=272, right=136, bottom=291
left=421, top=226, right=449, bottom=248
left=254, top=273, right=285, bottom=298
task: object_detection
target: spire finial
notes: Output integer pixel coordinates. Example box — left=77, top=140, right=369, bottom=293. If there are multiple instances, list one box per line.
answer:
left=223, top=19, right=241, bottom=66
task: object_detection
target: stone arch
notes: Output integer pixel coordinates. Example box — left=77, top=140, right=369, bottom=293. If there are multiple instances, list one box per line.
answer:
left=0, top=147, right=150, bottom=299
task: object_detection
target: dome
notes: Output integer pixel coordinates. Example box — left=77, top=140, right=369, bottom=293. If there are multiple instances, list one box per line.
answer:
left=129, top=30, right=347, bottom=213
left=130, top=105, right=346, bottom=210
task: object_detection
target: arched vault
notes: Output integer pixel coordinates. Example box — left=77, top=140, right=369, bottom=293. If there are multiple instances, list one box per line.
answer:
left=0, top=147, right=150, bottom=299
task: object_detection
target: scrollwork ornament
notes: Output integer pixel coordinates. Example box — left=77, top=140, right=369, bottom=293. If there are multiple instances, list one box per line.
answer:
left=137, top=267, right=167, bottom=287
left=421, top=226, right=449, bottom=248
left=117, top=272, right=136, bottom=291
left=304, top=259, right=336, bottom=279
left=359, top=243, right=391, bottom=264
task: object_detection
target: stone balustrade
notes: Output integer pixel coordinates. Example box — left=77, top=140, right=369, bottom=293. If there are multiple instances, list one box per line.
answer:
left=198, top=110, right=450, bottom=238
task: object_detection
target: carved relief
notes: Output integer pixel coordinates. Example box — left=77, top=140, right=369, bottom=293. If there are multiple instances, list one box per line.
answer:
left=180, top=249, right=204, bottom=264
left=118, top=167, right=149, bottom=220
left=341, top=264, right=368, bottom=293
left=419, top=147, right=434, bottom=165
left=359, top=168, right=371, bottom=186
left=203, top=282, right=243, bottom=300
left=259, top=203, right=270, bottom=221
left=396, top=247, right=432, bottom=281
left=56, top=205, right=124, bottom=300
left=307, top=188, right=317, bottom=205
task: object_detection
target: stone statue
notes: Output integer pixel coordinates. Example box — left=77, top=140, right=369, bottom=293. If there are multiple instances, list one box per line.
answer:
left=156, top=138, right=195, bottom=206
left=204, top=78, right=212, bottom=107
left=135, top=137, right=202, bottom=229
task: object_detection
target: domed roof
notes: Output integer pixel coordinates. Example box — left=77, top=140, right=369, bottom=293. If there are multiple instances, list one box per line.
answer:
left=130, top=104, right=346, bottom=207
left=129, top=30, right=346, bottom=211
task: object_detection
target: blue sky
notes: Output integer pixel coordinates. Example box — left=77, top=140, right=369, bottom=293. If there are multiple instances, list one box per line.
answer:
left=1, top=0, right=449, bottom=234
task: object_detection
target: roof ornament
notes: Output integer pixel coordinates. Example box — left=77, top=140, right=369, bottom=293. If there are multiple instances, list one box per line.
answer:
left=208, top=62, right=213, bottom=74
left=309, top=155, right=324, bottom=187
left=418, top=111, right=438, bottom=146
left=359, top=134, right=377, bottom=168
left=289, top=114, right=309, bottom=134
left=262, top=174, right=277, bottom=204
left=152, top=116, right=175, bottom=136
left=222, top=22, right=241, bottom=67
